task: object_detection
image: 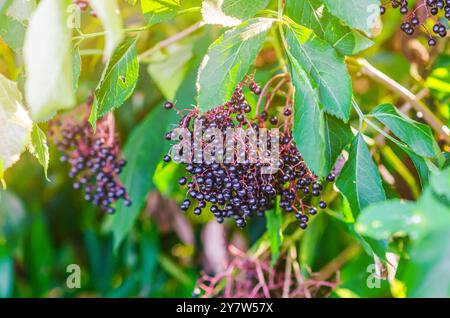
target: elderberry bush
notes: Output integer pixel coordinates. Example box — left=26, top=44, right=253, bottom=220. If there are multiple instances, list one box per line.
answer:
left=380, top=0, right=450, bottom=46
left=50, top=110, right=132, bottom=214
left=163, top=79, right=335, bottom=230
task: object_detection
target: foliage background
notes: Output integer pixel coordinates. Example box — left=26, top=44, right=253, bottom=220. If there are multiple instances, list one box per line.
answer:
left=0, top=0, right=449, bottom=298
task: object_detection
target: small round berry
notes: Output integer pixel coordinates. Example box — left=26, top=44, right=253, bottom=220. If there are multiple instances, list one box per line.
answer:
left=319, top=201, right=327, bottom=209
left=178, top=177, right=187, bottom=185
left=269, top=116, right=278, bottom=125
left=164, top=101, right=174, bottom=110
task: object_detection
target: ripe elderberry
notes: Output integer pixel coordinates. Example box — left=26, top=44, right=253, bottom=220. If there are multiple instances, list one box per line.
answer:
left=380, top=0, right=450, bottom=46
left=50, top=104, right=132, bottom=214
left=162, top=77, right=336, bottom=230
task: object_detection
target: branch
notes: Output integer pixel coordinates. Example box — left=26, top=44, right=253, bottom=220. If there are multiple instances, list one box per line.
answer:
left=138, top=22, right=202, bottom=62
left=351, top=58, right=450, bottom=145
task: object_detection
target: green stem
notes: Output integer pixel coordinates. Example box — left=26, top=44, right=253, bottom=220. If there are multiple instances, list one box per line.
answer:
left=351, top=98, right=364, bottom=131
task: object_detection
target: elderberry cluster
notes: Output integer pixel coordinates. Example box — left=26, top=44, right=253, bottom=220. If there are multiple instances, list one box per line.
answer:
left=163, top=79, right=335, bottom=230
left=381, top=0, right=450, bottom=46
left=51, top=114, right=131, bottom=214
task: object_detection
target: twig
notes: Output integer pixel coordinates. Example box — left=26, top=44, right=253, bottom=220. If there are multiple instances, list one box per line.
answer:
left=138, top=22, right=202, bottom=61
left=350, top=57, right=450, bottom=144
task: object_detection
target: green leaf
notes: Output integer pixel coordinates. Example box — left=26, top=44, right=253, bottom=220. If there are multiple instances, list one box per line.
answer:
left=347, top=224, right=387, bottom=260
left=23, top=0, right=75, bottom=122
left=72, top=46, right=81, bottom=89
left=0, top=243, right=14, bottom=297
left=197, top=18, right=273, bottom=113
left=202, top=0, right=270, bottom=27
left=89, top=0, right=124, bottom=61
left=285, top=0, right=374, bottom=55
left=286, top=49, right=326, bottom=177
left=0, top=190, right=27, bottom=246
left=140, top=224, right=159, bottom=293
left=111, top=106, right=177, bottom=251
left=398, top=145, right=434, bottom=189
left=285, top=27, right=352, bottom=122
left=90, top=37, right=139, bottom=128
left=336, top=133, right=386, bottom=216
left=147, top=43, right=193, bottom=101
left=323, top=114, right=353, bottom=174
left=266, top=206, right=283, bottom=266
left=322, top=0, right=381, bottom=36
left=369, top=104, right=441, bottom=159
left=0, top=74, right=32, bottom=176
left=357, top=190, right=450, bottom=241
left=141, top=0, right=180, bottom=26
left=27, top=124, right=50, bottom=181
left=430, top=166, right=450, bottom=203
left=356, top=200, right=420, bottom=240
left=84, top=231, right=114, bottom=294
left=0, top=13, right=26, bottom=52
left=6, top=0, right=36, bottom=21
left=400, top=229, right=450, bottom=297
left=356, top=167, right=450, bottom=297
left=24, top=214, right=54, bottom=296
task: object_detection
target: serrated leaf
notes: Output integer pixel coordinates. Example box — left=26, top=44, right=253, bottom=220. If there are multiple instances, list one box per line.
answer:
left=336, top=133, right=386, bottom=217
left=23, top=0, right=75, bottom=122
left=285, top=0, right=374, bottom=55
left=286, top=49, right=326, bottom=177
left=27, top=124, right=50, bottom=181
left=197, top=18, right=273, bottom=113
left=147, top=43, right=193, bottom=101
left=72, top=46, right=81, bottom=89
left=141, top=0, right=180, bottom=26
left=90, top=37, right=139, bottom=128
left=285, top=27, right=352, bottom=122
left=0, top=73, right=32, bottom=177
left=202, top=0, right=270, bottom=27
left=111, top=107, right=177, bottom=251
left=323, top=114, right=353, bottom=174
left=89, top=0, right=124, bottom=61
left=369, top=104, right=441, bottom=159
left=322, top=0, right=381, bottom=37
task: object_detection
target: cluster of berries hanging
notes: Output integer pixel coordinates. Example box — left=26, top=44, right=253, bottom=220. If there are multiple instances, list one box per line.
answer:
left=163, top=76, right=335, bottom=230
left=380, top=0, right=450, bottom=46
left=50, top=103, right=131, bottom=214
